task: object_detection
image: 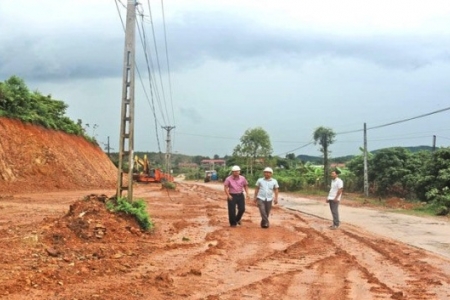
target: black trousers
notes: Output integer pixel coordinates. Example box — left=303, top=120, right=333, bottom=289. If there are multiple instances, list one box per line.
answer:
left=227, top=193, right=245, bottom=226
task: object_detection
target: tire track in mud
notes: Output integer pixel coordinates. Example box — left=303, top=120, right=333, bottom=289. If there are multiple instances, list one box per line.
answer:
left=335, top=228, right=450, bottom=299
left=25, top=183, right=447, bottom=300
left=290, top=212, right=449, bottom=299
left=155, top=183, right=450, bottom=300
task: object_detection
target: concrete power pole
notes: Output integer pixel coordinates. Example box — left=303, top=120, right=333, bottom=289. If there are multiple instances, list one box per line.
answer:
left=363, top=123, right=369, bottom=197
left=104, top=136, right=113, bottom=157
left=162, top=126, right=175, bottom=176
left=116, top=0, right=137, bottom=201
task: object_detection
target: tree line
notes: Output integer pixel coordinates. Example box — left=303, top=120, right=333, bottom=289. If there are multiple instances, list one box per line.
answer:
left=207, top=126, right=450, bottom=216
left=2, top=76, right=448, bottom=215
left=0, top=76, right=95, bottom=143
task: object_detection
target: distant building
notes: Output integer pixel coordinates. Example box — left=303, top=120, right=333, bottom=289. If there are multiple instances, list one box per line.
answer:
left=178, top=162, right=199, bottom=169
left=201, top=159, right=226, bottom=169
left=330, top=163, right=346, bottom=169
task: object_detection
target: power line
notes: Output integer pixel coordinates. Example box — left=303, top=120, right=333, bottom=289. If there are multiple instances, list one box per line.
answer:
left=337, top=106, right=450, bottom=135
left=369, top=106, right=450, bottom=130
left=114, top=0, right=126, bottom=30
left=136, top=12, right=167, bottom=125
left=275, top=141, right=315, bottom=157
left=136, top=15, right=164, bottom=153
left=160, top=0, right=176, bottom=125
left=144, top=0, right=171, bottom=125
left=436, top=135, right=450, bottom=141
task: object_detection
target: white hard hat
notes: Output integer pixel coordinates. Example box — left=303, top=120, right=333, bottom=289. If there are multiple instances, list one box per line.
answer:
left=263, top=167, right=273, bottom=173
left=231, top=165, right=241, bottom=171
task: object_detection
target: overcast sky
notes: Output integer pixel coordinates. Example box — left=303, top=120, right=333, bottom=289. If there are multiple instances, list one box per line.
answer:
left=1, top=0, right=450, bottom=158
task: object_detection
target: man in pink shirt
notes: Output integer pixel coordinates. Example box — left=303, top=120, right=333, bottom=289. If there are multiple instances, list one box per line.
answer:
left=224, top=165, right=250, bottom=227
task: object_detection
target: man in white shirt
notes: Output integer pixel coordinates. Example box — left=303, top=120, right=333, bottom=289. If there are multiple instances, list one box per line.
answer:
left=254, top=167, right=279, bottom=228
left=327, top=170, right=344, bottom=229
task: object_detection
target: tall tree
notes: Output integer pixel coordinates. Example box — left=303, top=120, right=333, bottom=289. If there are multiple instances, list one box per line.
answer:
left=233, top=127, right=272, bottom=175
left=313, top=126, right=336, bottom=187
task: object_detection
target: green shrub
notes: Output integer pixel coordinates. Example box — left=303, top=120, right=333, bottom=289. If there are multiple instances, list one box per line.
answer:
left=162, top=181, right=176, bottom=190
left=0, top=76, right=96, bottom=143
left=106, top=197, right=154, bottom=230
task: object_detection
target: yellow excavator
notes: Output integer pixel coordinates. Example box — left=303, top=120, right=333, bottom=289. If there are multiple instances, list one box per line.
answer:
left=132, top=154, right=173, bottom=183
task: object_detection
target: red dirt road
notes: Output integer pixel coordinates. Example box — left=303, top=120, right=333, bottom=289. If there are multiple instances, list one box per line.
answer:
left=1, top=183, right=449, bottom=300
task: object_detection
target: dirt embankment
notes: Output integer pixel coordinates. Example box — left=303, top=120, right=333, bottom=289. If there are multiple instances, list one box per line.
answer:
left=0, top=117, right=117, bottom=193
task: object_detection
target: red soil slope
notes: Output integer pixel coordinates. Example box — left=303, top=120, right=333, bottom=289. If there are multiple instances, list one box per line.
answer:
left=0, top=117, right=117, bottom=193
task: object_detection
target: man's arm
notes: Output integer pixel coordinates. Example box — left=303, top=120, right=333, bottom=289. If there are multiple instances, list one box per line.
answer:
left=224, top=184, right=231, bottom=201
left=244, top=184, right=250, bottom=200
left=254, top=182, right=260, bottom=204
left=273, top=187, right=279, bottom=205
left=334, top=187, right=343, bottom=201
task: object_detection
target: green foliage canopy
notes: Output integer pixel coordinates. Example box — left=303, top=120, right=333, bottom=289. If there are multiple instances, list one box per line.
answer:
left=0, top=76, right=93, bottom=140
left=233, top=127, right=272, bottom=175
left=313, top=126, right=336, bottom=187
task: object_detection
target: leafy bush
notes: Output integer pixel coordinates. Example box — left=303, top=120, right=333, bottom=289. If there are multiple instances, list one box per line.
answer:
left=425, top=187, right=450, bottom=215
left=0, top=76, right=94, bottom=143
left=106, top=197, right=154, bottom=230
left=162, top=181, right=176, bottom=190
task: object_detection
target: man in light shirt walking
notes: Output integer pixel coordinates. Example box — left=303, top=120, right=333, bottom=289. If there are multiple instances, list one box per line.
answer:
left=254, top=167, right=279, bottom=228
left=327, top=170, right=344, bottom=230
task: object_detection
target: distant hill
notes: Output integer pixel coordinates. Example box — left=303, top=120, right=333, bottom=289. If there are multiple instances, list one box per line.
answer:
left=297, top=155, right=322, bottom=163
left=298, top=146, right=435, bottom=163
left=371, top=145, right=434, bottom=154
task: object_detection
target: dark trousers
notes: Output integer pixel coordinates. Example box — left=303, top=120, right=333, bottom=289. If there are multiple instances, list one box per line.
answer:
left=257, top=199, right=273, bottom=227
left=329, top=200, right=340, bottom=227
left=227, top=193, right=245, bottom=226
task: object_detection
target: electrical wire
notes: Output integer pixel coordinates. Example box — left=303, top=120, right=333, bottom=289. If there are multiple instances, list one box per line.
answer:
left=337, top=106, right=450, bottom=135
left=275, top=141, right=315, bottom=157
left=145, top=0, right=171, bottom=125
left=159, top=0, right=177, bottom=154
left=137, top=12, right=167, bottom=125
left=114, top=0, right=126, bottom=30
left=136, top=14, right=164, bottom=153
left=160, top=0, right=176, bottom=125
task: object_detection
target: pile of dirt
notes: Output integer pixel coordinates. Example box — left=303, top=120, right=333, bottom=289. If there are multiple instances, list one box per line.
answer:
left=41, top=194, right=147, bottom=250
left=0, top=194, right=153, bottom=296
left=0, top=117, right=117, bottom=194
left=384, top=197, right=416, bottom=209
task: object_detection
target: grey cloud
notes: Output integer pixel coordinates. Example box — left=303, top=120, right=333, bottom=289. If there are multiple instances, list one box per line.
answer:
left=0, top=31, right=123, bottom=80
left=179, top=106, right=204, bottom=124
left=166, top=12, right=450, bottom=71
left=1, top=10, right=449, bottom=81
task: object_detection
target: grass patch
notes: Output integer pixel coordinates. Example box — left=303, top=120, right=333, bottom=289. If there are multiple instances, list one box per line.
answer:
left=291, top=189, right=328, bottom=198
left=162, top=181, right=176, bottom=190
left=413, top=203, right=448, bottom=217
left=106, top=197, right=154, bottom=231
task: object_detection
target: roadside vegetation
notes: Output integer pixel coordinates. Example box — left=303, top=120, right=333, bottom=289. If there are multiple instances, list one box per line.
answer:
left=176, top=128, right=450, bottom=217
left=2, top=76, right=448, bottom=217
left=0, top=76, right=97, bottom=144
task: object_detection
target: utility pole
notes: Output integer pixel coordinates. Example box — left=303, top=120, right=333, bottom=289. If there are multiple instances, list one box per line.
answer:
left=162, top=126, right=175, bottom=176
left=104, top=136, right=113, bottom=157
left=116, top=0, right=137, bottom=201
left=432, top=135, right=436, bottom=151
left=363, top=123, right=369, bottom=197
